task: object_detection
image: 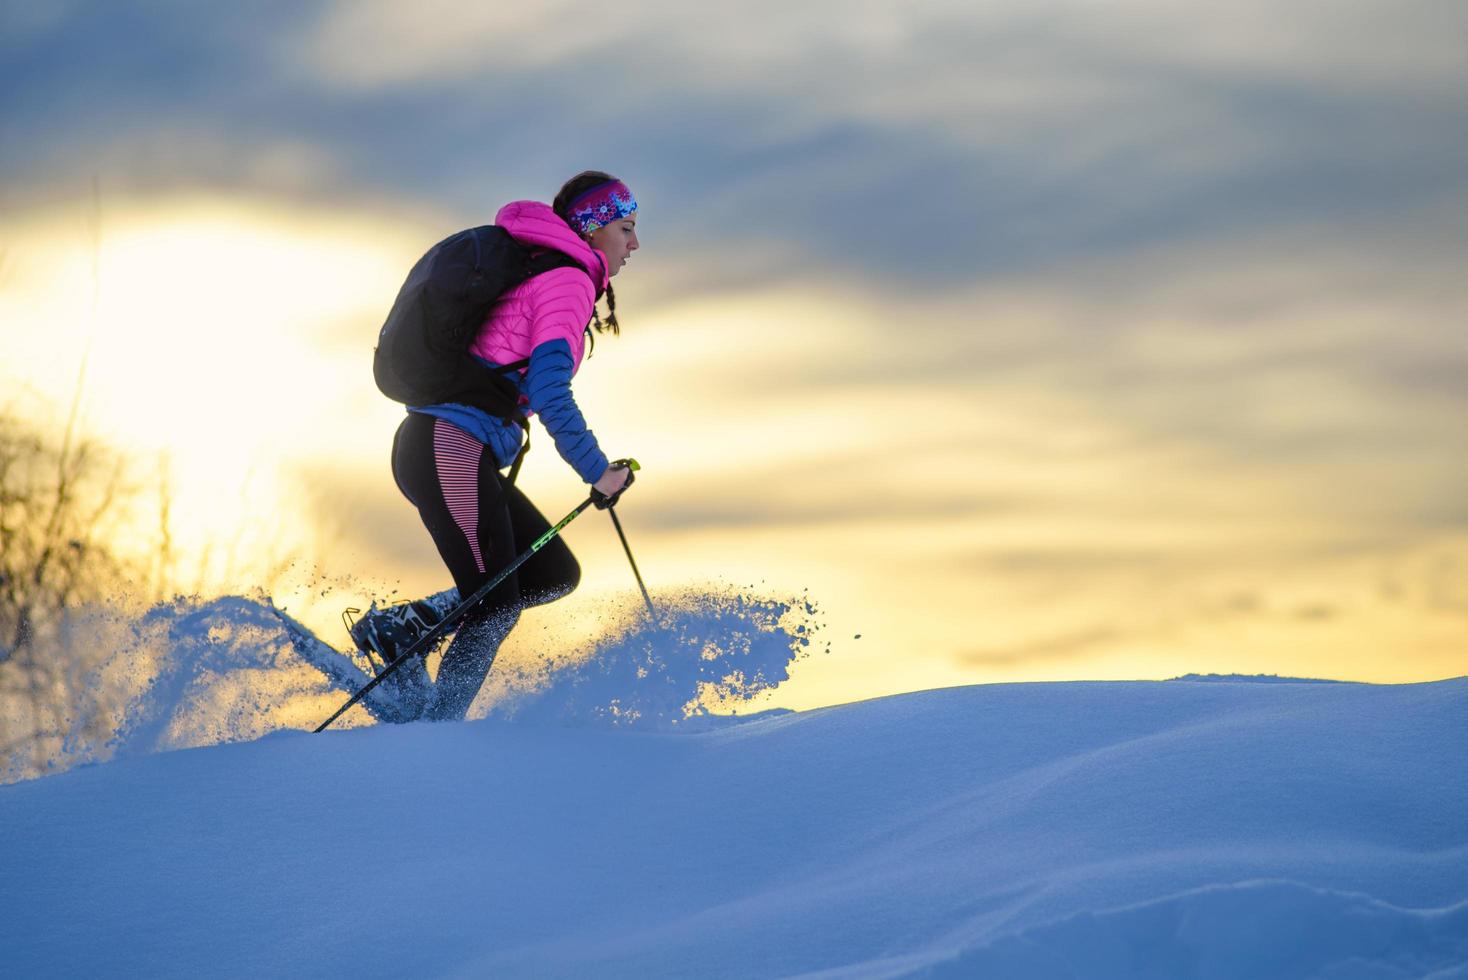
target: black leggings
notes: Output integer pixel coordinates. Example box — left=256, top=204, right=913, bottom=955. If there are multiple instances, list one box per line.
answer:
left=391, top=412, right=579, bottom=720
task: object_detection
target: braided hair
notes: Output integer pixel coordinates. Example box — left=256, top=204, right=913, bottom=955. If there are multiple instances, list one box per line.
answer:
left=553, top=170, right=622, bottom=336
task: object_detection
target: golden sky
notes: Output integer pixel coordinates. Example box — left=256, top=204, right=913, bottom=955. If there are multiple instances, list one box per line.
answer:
left=2, top=1, right=1465, bottom=708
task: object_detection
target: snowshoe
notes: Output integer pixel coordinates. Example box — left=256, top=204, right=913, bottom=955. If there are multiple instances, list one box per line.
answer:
left=347, top=599, right=446, bottom=722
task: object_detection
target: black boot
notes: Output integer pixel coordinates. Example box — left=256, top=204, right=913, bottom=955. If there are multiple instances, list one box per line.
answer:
left=348, top=599, right=443, bottom=721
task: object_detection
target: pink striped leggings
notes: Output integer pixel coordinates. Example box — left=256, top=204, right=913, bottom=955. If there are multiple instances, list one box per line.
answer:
left=392, top=412, right=580, bottom=720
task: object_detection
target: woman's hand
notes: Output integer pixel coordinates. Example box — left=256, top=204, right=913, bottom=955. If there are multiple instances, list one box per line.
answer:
left=592, top=462, right=634, bottom=508
left=594, top=463, right=631, bottom=496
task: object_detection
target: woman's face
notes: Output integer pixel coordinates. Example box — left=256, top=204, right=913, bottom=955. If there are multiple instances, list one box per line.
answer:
left=588, top=213, right=639, bottom=277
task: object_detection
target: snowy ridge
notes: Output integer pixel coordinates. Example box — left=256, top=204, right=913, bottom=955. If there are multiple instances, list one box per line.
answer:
left=3, top=675, right=1465, bottom=977
left=1167, top=672, right=1343, bottom=684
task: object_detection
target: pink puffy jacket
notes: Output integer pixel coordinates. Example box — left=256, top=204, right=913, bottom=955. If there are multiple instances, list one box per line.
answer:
left=470, top=201, right=609, bottom=373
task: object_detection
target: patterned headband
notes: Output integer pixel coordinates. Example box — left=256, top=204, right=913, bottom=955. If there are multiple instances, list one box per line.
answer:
left=566, top=180, right=637, bottom=235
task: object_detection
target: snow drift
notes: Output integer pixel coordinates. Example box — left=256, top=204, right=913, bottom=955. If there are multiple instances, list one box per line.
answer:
left=3, top=666, right=1465, bottom=977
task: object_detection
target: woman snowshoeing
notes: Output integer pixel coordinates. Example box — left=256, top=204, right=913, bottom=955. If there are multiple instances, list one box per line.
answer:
left=354, top=170, right=640, bottom=721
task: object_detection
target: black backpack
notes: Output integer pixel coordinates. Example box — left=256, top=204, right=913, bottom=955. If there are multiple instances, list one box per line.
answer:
left=373, top=224, right=593, bottom=422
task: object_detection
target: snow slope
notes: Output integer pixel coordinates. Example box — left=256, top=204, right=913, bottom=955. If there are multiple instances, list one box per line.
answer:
left=3, top=673, right=1466, bottom=977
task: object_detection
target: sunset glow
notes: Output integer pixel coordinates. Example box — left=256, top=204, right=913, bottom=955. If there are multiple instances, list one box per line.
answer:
left=2, top=0, right=1464, bottom=712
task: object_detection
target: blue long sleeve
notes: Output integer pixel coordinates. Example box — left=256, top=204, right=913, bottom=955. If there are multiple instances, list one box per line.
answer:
left=524, top=338, right=609, bottom=484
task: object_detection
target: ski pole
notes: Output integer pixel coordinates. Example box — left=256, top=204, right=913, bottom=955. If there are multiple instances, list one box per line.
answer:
left=608, top=506, right=656, bottom=621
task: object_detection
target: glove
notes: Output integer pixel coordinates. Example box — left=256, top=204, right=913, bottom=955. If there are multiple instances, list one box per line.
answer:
left=591, top=458, right=639, bottom=510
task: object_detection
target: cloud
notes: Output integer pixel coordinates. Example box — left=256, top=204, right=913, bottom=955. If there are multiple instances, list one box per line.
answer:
left=289, top=0, right=1468, bottom=276
left=960, top=625, right=1128, bottom=667
left=294, top=3, right=584, bottom=87
left=4, top=0, right=1464, bottom=293
left=297, top=0, right=1468, bottom=97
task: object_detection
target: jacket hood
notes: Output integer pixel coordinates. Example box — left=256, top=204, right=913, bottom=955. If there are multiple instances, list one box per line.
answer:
left=495, top=200, right=609, bottom=290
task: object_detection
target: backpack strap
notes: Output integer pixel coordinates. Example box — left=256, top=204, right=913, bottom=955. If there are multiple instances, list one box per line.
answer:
left=524, top=249, right=605, bottom=301
left=490, top=251, right=599, bottom=486
left=505, top=415, right=531, bottom=486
